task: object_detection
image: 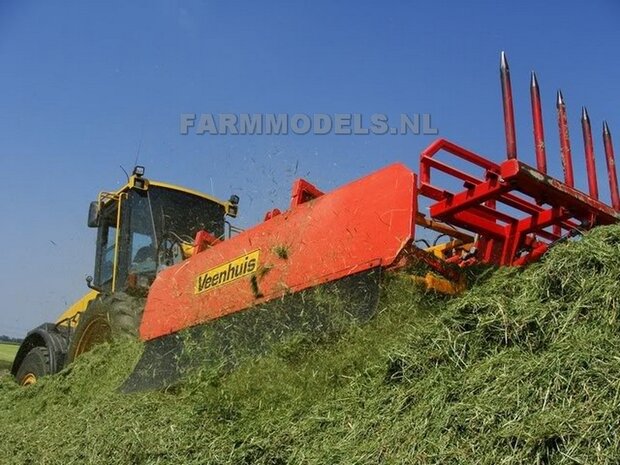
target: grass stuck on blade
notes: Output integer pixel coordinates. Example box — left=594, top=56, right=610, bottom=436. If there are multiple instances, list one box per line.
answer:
left=2, top=225, right=620, bottom=464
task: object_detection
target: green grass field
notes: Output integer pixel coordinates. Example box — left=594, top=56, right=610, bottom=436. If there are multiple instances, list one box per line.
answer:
left=0, top=342, right=18, bottom=371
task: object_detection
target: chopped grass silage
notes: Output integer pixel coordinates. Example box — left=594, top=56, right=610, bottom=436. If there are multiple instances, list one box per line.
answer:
left=2, top=225, right=620, bottom=464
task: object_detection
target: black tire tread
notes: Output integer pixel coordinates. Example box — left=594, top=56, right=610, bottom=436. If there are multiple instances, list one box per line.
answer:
left=66, top=292, right=145, bottom=363
left=15, top=346, right=51, bottom=385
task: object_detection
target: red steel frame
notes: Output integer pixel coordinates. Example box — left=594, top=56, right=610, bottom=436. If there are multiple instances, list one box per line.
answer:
left=414, top=53, right=620, bottom=267
left=419, top=138, right=619, bottom=267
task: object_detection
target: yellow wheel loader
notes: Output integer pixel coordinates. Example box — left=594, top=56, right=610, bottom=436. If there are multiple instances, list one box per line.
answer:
left=11, top=166, right=239, bottom=386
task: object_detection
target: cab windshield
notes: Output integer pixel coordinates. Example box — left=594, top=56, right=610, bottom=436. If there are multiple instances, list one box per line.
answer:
left=148, top=186, right=226, bottom=243
left=94, top=185, right=226, bottom=292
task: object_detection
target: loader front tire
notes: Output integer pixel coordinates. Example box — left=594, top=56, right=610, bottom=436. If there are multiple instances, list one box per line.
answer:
left=67, top=292, right=144, bottom=364
left=15, top=347, right=51, bottom=386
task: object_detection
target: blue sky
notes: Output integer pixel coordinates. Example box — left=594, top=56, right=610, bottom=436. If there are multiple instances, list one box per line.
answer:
left=1, top=1, right=619, bottom=337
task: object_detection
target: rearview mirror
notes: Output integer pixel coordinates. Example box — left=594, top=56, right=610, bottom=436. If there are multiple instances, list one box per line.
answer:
left=87, top=201, right=100, bottom=227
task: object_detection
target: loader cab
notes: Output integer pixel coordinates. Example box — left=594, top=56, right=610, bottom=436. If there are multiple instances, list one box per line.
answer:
left=89, top=167, right=237, bottom=293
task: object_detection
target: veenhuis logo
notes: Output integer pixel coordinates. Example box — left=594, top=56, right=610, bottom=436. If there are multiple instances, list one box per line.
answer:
left=194, top=250, right=260, bottom=294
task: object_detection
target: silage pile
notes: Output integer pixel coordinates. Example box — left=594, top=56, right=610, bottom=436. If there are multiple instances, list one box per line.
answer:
left=2, top=226, right=620, bottom=464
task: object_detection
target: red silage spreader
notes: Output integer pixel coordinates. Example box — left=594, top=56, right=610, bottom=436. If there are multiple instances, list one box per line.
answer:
left=125, top=52, right=620, bottom=391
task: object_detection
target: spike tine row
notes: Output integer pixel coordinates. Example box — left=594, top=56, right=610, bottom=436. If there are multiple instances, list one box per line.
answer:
left=500, top=52, right=517, bottom=160
left=529, top=71, right=547, bottom=173
left=555, top=90, right=575, bottom=187
left=581, top=107, right=599, bottom=200
left=603, top=122, right=620, bottom=210
left=500, top=52, right=620, bottom=211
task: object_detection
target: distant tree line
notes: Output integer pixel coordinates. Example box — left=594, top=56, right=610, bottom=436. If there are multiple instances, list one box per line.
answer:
left=0, top=335, right=22, bottom=344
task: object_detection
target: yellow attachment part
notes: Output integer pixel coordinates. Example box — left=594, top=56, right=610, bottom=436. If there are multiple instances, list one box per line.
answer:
left=415, top=212, right=473, bottom=244
left=181, top=243, right=195, bottom=258
left=55, top=290, right=99, bottom=326
left=425, top=240, right=473, bottom=260
left=411, top=273, right=466, bottom=295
